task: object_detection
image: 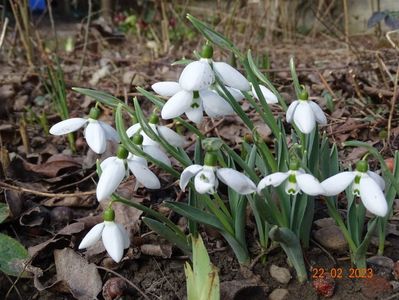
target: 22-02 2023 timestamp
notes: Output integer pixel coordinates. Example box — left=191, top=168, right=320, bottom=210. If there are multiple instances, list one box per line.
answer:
left=312, top=267, right=374, bottom=279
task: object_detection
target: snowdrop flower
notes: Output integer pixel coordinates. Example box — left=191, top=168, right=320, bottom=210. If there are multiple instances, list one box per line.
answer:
left=182, top=44, right=251, bottom=92
left=153, top=82, right=237, bottom=124
left=49, top=107, right=119, bottom=154
left=251, top=84, right=278, bottom=104
left=125, top=117, right=179, bottom=167
left=153, top=44, right=250, bottom=124
left=286, top=90, right=327, bottom=134
left=97, top=145, right=160, bottom=202
left=126, top=115, right=184, bottom=147
left=79, top=209, right=129, bottom=262
left=257, top=161, right=325, bottom=196
left=179, top=151, right=256, bottom=195
left=321, top=161, right=388, bottom=217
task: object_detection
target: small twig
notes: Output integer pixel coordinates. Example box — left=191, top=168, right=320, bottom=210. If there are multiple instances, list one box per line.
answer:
left=0, top=17, right=9, bottom=50
left=386, top=29, right=399, bottom=52
left=387, top=65, right=399, bottom=145
left=77, top=0, right=92, bottom=81
left=0, top=181, right=95, bottom=198
left=310, top=238, right=337, bottom=265
left=46, top=0, right=58, bottom=52
left=96, top=266, right=151, bottom=300
left=4, top=273, right=22, bottom=300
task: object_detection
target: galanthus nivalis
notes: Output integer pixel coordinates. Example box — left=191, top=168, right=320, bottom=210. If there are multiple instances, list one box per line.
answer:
left=126, top=115, right=184, bottom=148
left=321, top=160, right=388, bottom=217
left=257, top=161, right=325, bottom=196
left=153, top=83, right=237, bottom=124
left=49, top=107, right=119, bottom=154
left=79, top=208, right=129, bottom=262
left=286, top=90, right=327, bottom=134
left=251, top=84, right=278, bottom=104
left=153, top=44, right=252, bottom=124
left=179, top=151, right=256, bottom=195
left=96, top=144, right=160, bottom=202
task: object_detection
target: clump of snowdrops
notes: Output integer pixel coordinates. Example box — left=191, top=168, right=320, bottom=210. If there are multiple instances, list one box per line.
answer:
left=50, top=15, right=399, bottom=283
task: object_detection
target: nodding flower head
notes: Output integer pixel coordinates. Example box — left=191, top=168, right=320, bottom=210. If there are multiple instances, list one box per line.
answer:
left=49, top=106, right=119, bottom=154
left=179, top=151, right=256, bottom=195
left=321, top=161, right=388, bottom=217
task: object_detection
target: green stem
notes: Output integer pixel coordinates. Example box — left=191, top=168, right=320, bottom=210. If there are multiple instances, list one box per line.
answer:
left=203, top=196, right=234, bottom=236
left=213, top=193, right=232, bottom=220
left=325, top=198, right=357, bottom=252
left=111, top=194, right=186, bottom=240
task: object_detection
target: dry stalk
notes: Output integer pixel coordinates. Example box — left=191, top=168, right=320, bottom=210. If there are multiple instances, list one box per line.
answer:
left=9, top=0, right=33, bottom=67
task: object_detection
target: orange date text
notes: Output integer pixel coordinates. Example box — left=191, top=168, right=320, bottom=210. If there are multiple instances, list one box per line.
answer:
left=311, top=267, right=373, bottom=279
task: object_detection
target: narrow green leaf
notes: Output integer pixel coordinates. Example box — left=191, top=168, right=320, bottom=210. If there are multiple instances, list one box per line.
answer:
left=187, top=14, right=241, bottom=58
left=165, top=201, right=225, bottom=232
left=142, top=217, right=191, bottom=254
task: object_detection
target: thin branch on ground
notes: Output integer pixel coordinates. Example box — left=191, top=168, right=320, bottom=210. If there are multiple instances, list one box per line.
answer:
left=0, top=181, right=95, bottom=198
left=96, top=266, right=151, bottom=300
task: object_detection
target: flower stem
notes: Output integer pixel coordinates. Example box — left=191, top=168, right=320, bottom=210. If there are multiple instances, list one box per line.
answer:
left=213, top=193, right=232, bottom=220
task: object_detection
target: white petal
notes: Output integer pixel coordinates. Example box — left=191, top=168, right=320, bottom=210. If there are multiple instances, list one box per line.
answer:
left=286, top=101, right=299, bottom=123
left=359, top=175, right=388, bottom=217
left=99, top=121, right=120, bottom=142
left=49, top=118, right=87, bottom=135
left=296, top=173, right=325, bottom=196
left=157, top=125, right=184, bottom=147
left=185, top=100, right=203, bottom=124
left=213, top=62, right=250, bottom=91
left=194, top=168, right=217, bottom=194
left=102, top=222, right=125, bottom=262
left=128, top=161, right=161, bottom=189
left=100, top=156, right=118, bottom=171
left=126, top=123, right=142, bottom=137
left=78, top=223, right=104, bottom=249
left=257, top=172, right=290, bottom=193
left=308, top=101, right=327, bottom=125
left=216, top=168, right=256, bottom=195
left=85, top=121, right=107, bottom=154
left=293, top=101, right=316, bottom=134
left=201, top=90, right=234, bottom=117
left=367, top=171, right=385, bottom=191
left=96, top=158, right=125, bottom=201
left=143, top=145, right=171, bottom=167
left=252, top=85, right=278, bottom=104
left=180, top=165, right=203, bottom=191
left=152, top=81, right=181, bottom=97
left=161, top=90, right=193, bottom=119
left=224, top=87, right=244, bottom=101
left=128, top=154, right=147, bottom=166
left=179, top=60, right=214, bottom=91
left=321, top=172, right=356, bottom=196
left=142, top=124, right=158, bottom=146
left=116, top=223, right=130, bottom=249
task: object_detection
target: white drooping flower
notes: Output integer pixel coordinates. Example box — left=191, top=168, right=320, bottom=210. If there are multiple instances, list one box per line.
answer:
left=153, top=81, right=238, bottom=124
left=79, top=209, right=129, bottom=262
left=152, top=44, right=252, bottom=124
left=251, top=84, right=278, bottom=104
left=96, top=145, right=160, bottom=202
left=286, top=90, right=327, bottom=134
left=257, top=163, right=325, bottom=196
left=125, top=120, right=182, bottom=167
left=321, top=161, right=388, bottom=217
left=179, top=152, right=256, bottom=195
left=49, top=107, right=119, bottom=154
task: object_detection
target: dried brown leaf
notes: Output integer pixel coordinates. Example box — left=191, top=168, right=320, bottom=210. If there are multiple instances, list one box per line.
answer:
left=54, top=248, right=102, bottom=299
